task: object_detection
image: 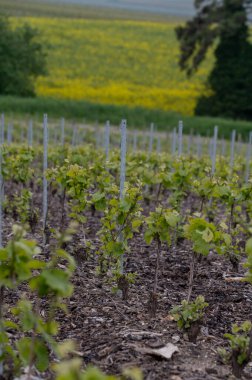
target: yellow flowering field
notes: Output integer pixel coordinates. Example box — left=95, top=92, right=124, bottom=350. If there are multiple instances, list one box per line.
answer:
left=12, top=17, right=213, bottom=115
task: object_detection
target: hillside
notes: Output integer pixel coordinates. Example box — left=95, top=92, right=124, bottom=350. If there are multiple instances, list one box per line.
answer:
left=41, top=0, right=195, bottom=17
left=9, top=15, right=212, bottom=116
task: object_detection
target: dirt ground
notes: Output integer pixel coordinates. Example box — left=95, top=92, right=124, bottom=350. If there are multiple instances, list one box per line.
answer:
left=3, top=189, right=252, bottom=380
left=57, top=196, right=252, bottom=380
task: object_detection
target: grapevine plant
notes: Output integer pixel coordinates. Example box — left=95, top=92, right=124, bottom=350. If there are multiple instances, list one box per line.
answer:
left=0, top=224, right=76, bottom=378
left=218, top=322, right=252, bottom=379
left=95, top=182, right=143, bottom=299
left=170, top=295, right=208, bottom=343
left=184, top=217, right=230, bottom=301
left=144, top=207, right=180, bottom=317
left=4, top=147, right=38, bottom=231
left=47, top=161, right=92, bottom=229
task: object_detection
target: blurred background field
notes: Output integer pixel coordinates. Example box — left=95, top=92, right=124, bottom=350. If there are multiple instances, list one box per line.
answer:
left=1, top=0, right=213, bottom=115
left=9, top=16, right=212, bottom=116
left=1, top=0, right=252, bottom=137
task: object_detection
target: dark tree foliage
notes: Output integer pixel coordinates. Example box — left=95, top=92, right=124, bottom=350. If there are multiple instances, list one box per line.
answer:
left=0, top=16, right=47, bottom=97
left=176, top=0, right=252, bottom=120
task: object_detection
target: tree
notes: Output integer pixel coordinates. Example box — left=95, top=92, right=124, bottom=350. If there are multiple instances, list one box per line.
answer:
left=176, top=0, right=252, bottom=120
left=0, top=15, right=47, bottom=97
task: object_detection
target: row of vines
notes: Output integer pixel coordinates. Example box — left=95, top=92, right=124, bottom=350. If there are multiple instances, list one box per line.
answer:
left=0, top=116, right=252, bottom=379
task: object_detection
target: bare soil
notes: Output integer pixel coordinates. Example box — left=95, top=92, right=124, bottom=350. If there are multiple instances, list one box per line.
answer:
left=3, top=189, right=252, bottom=380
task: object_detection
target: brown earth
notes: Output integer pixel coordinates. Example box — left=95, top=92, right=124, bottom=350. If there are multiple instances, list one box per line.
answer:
left=2, top=188, right=252, bottom=380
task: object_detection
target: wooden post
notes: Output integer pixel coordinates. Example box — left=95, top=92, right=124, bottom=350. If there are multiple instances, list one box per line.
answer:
left=43, top=114, right=48, bottom=244
left=156, top=136, right=161, bottom=154
left=0, top=114, right=4, bottom=145
left=211, top=126, right=218, bottom=175
left=119, top=119, right=127, bottom=274
left=178, top=120, right=183, bottom=156
left=104, top=120, right=110, bottom=161
left=230, top=130, right=236, bottom=170
left=28, top=120, right=33, bottom=147
left=133, top=130, right=137, bottom=153
left=61, top=118, right=65, bottom=146
left=149, top=123, right=154, bottom=155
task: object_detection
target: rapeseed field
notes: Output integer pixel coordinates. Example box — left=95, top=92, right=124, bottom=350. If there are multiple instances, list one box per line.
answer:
left=12, top=17, right=213, bottom=115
